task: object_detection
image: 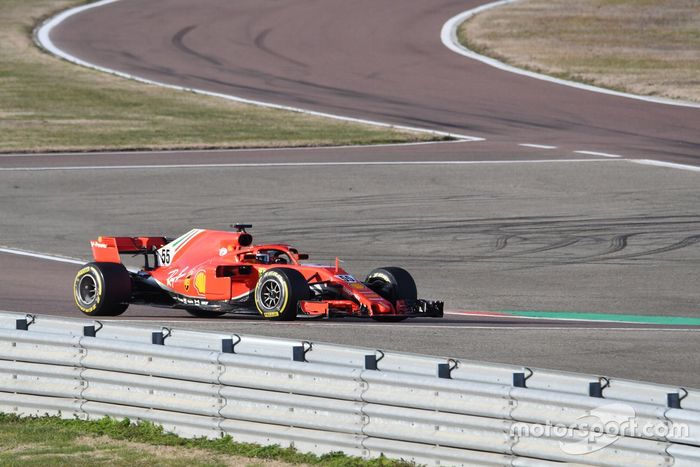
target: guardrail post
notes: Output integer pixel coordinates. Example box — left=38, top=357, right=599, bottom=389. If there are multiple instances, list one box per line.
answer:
left=83, top=325, right=96, bottom=337
left=151, top=327, right=171, bottom=345
left=437, top=363, right=451, bottom=379
left=15, top=314, right=35, bottom=331
left=292, top=342, right=312, bottom=362
left=221, top=334, right=241, bottom=354
left=513, top=368, right=532, bottom=388
left=437, top=359, right=458, bottom=379
left=292, top=346, right=305, bottom=362
left=365, top=355, right=378, bottom=370
left=152, top=332, right=165, bottom=345
left=589, top=382, right=603, bottom=398
left=668, top=393, right=681, bottom=409
left=365, top=350, right=383, bottom=370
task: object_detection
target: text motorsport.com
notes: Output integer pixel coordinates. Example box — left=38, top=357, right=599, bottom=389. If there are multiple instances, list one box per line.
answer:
left=509, top=403, right=691, bottom=455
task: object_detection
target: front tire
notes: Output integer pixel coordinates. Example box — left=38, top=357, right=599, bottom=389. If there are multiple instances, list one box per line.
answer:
left=73, top=262, right=131, bottom=316
left=254, top=268, right=309, bottom=321
left=364, top=267, right=417, bottom=322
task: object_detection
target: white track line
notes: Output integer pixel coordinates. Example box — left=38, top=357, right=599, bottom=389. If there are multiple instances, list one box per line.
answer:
left=631, top=159, right=700, bottom=173
left=0, top=247, right=144, bottom=274
left=441, top=0, right=700, bottom=109
left=36, top=0, right=483, bottom=142
left=574, top=150, right=623, bottom=159
left=518, top=144, right=557, bottom=149
left=0, top=247, right=84, bottom=265
left=0, top=159, right=623, bottom=172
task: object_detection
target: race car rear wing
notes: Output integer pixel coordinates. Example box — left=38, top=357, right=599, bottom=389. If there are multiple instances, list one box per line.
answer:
left=90, top=236, right=168, bottom=264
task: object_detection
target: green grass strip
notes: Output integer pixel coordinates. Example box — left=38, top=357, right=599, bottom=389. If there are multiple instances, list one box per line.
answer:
left=457, top=0, right=700, bottom=104
left=1, top=1, right=435, bottom=153
left=505, top=310, right=700, bottom=326
left=0, top=413, right=415, bottom=466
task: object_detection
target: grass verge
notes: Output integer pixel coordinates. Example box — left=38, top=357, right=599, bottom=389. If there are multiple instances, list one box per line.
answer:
left=0, top=0, right=436, bottom=153
left=458, top=0, right=700, bottom=103
left=0, top=414, right=414, bottom=466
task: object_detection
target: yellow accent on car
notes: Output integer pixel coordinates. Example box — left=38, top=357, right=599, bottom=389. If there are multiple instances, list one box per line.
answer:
left=254, top=270, right=289, bottom=318
left=194, top=270, right=206, bottom=294
left=73, top=266, right=102, bottom=313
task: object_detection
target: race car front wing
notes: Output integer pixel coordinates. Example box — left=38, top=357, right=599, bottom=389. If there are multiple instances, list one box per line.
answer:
left=396, top=299, right=444, bottom=318
left=298, top=298, right=444, bottom=318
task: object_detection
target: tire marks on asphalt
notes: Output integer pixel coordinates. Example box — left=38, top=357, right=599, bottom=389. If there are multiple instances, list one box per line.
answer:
left=274, top=215, right=700, bottom=267
left=172, top=25, right=223, bottom=67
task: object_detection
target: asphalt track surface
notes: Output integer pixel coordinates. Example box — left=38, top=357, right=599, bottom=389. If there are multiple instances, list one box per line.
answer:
left=2, top=252, right=700, bottom=387
left=50, top=0, right=700, bottom=165
left=0, top=0, right=698, bottom=386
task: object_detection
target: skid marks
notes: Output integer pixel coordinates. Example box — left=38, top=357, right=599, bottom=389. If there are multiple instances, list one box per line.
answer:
left=257, top=215, right=700, bottom=268
left=482, top=216, right=700, bottom=267
left=610, top=234, right=700, bottom=261
left=172, top=25, right=223, bottom=67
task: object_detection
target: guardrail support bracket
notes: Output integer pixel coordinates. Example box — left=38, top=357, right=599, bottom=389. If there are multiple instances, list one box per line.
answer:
left=365, top=355, right=378, bottom=370
left=221, top=334, right=241, bottom=354
left=292, top=346, right=305, bottom=362
left=513, top=372, right=526, bottom=388
left=16, top=315, right=35, bottom=331
left=589, top=382, right=603, bottom=398
left=668, top=393, right=681, bottom=409
left=437, top=359, right=458, bottom=379
left=151, top=327, right=171, bottom=345
left=83, top=326, right=96, bottom=337
left=291, top=341, right=312, bottom=362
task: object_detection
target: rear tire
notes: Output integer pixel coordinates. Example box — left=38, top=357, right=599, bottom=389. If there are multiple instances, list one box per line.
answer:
left=365, top=267, right=417, bottom=322
left=255, top=268, right=309, bottom=321
left=73, top=262, right=131, bottom=316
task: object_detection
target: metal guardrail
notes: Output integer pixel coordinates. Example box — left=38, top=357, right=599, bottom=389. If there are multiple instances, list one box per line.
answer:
left=0, top=311, right=698, bottom=466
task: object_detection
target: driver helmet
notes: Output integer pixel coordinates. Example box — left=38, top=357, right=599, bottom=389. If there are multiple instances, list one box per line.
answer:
left=255, top=252, right=270, bottom=264
left=272, top=252, right=287, bottom=264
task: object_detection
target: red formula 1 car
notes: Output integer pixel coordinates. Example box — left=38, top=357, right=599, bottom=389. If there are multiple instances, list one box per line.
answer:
left=73, top=225, right=443, bottom=321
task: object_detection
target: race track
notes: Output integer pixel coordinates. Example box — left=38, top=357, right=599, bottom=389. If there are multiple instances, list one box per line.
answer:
left=3, top=250, right=700, bottom=387
left=50, top=0, right=700, bottom=164
left=1, top=0, right=698, bottom=386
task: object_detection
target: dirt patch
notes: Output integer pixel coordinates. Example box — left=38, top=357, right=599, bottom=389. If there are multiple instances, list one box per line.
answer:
left=459, top=0, right=700, bottom=102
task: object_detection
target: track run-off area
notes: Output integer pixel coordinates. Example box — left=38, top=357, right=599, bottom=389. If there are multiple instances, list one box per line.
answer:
left=1, top=0, right=698, bottom=387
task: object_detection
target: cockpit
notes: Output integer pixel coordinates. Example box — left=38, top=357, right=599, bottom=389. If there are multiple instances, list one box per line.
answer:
left=254, top=249, right=294, bottom=265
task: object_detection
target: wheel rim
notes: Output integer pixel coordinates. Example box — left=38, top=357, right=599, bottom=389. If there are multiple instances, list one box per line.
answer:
left=77, top=274, right=97, bottom=306
left=368, top=278, right=393, bottom=299
left=260, top=279, right=282, bottom=309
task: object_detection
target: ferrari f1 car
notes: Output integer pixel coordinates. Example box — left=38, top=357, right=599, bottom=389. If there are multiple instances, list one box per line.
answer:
left=73, top=225, right=443, bottom=321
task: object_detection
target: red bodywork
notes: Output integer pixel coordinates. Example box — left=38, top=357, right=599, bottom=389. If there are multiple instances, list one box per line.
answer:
left=90, top=228, right=408, bottom=318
